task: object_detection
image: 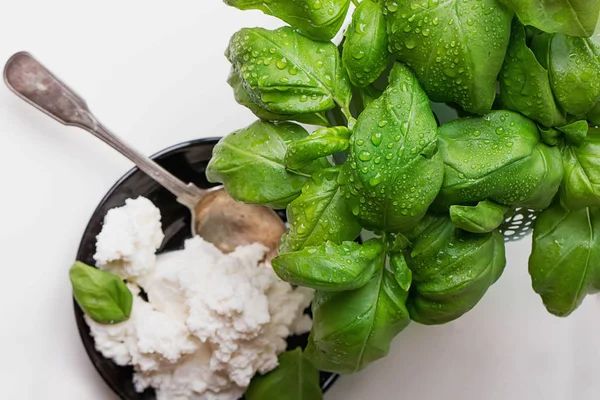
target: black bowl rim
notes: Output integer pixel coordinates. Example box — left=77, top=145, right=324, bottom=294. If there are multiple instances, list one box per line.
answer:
left=72, top=137, right=339, bottom=399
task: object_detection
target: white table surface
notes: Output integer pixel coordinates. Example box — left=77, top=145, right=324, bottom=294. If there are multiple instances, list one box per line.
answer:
left=0, top=1, right=599, bottom=399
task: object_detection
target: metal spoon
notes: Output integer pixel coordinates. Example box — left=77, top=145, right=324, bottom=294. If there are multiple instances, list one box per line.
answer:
left=4, top=52, right=286, bottom=259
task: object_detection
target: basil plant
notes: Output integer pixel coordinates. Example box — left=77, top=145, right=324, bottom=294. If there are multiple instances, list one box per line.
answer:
left=203, top=0, right=600, bottom=388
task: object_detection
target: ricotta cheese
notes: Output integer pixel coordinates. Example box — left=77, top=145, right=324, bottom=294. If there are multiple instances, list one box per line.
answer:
left=86, top=196, right=313, bottom=400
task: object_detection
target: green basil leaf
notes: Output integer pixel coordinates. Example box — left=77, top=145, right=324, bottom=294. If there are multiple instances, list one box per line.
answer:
left=206, top=120, right=329, bottom=209
left=226, top=27, right=352, bottom=115
left=228, top=69, right=331, bottom=127
left=69, top=261, right=133, bottom=324
left=342, top=0, right=389, bottom=87
left=272, top=239, right=384, bottom=291
left=435, top=111, right=564, bottom=210
left=352, top=84, right=385, bottom=116
left=305, top=256, right=411, bottom=374
left=279, top=167, right=362, bottom=252
left=246, top=347, right=322, bottom=400
left=225, top=0, right=350, bottom=41
left=388, top=232, right=411, bottom=252
left=389, top=252, right=412, bottom=291
left=560, top=127, right=600, bottom=210
left=538, top=125, right=561, bottom=146
left=529, top=202, right=600, bottom=317
left=497, top=0, right=600, bottom=38
left=557, top=120, right=589, bottom=147
left=285, top=126, right=350, bottom=170
left=385, top=0, right=512, bottom=114
left=450, top=200, right=509, bottom=234
left=587, top=101, right=600, bottom=126
left=500, top=20, right=566, bottom=128
left=406, top=215, right=506, bottom=325
left=339, top=63, right=444, bottom=233
left=548, top=32, right=600, bottom=116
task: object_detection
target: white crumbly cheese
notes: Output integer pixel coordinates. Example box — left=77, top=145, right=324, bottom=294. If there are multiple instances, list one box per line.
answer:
left=93, top=197, right=164, bottom=279
left=86, top=197, right=313, bottom=400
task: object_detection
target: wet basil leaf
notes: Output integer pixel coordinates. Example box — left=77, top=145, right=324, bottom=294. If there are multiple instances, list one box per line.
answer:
left=279, top=167, right=361, bottom=253
left=435, top=111, right=564, bottom=210
left=225, top=0, right=350, bottom=41
left=560, top=127, right=600, bottom=210
left=385, top=0, right=512, bottom=114
left=547, top=31, right=600, bottom=116
left=246, top=347, right=322, bottom=400
left=557, top=120, right=589, bottom=147
left=500, top=20, right=566, bottom=128
left=389, top=251, right=412, bottom=291
left=285, top=126, right=350, bottom=170
left=538, top=126, right=562, bottom=146
left=497, top=0, right=600, bottom=38
left=272, top=239, right=383, bottom=291
left=339, top=63, right=444, bottom=233
left=406, top=215, right=506, bottom=325
left=228, top=70, right=331, bottom=127
left=450, top=200, right=509, bottom=234
left=305, top=251, right=411, bottom=374
left=207, top=120, right=329, bottom=209
left=226, top=27, right=352, bottom=116
left=587, top=101, right=600, bottom=126
left=529, top=202, right=600, bottom=317
left=70, top=261, right=133, bottom=324
left=343, top=0, right=389, bottom=87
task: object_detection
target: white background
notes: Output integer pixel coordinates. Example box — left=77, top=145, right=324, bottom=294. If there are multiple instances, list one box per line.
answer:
left=0, top=1, right=599, bottom=399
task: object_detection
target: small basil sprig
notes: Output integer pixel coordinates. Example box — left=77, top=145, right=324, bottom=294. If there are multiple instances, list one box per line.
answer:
left=226, top=27, right=353, bottom=119
left=69, top=261, right=133, bottom=324
left=272, top=239, right=383, bottom=291
left=245, top=348, right=323, bottom=400
left=285, top=127, right=350, bottom=170
left=529, top=202, right=600, bottom=317
left=342, top=0, right=388, bottom=88
left=225, top=0, right=350, bottom=41
left=206, top=120, right=329, bottom=209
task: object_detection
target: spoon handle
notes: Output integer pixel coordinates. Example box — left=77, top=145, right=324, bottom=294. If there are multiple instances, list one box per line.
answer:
left=4, top=52, right=203, bottom=209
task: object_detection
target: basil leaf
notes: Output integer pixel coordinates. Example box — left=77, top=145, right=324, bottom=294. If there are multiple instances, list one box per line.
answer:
left=547, top=32, right=600, bottom=116
left=500, top=20, right=566, bottom=128
left=228, top=69, right=331, bottom=127
left=560, top=127, right=600, bottom=210
left=497, top=0, right=600, bottom=38
left=538, top=126, right=561, bottom=146
left=529, top=202, right=600, bottom=317
left=339, top=63, right=444, bottom=233
left=587, top=101, right=600, bottom=126
left=285, top=126, right=350, bottom=170
left=305, top=255, right=411, bottom=374
left=279, top=167, right=361, bottom=253
left=272, top=239, right=384, bottom=291
left=557, top=120, right=589, bottom=147
left=246, top=348, right=322, bottom=400
left=435, top=111, right=564, bottom=210
left=389, top=252, right=412, bottom=291
left=69, top=261, right=133, bottom=324
left=225, top=0, right=350, bottom=41
left=450, top=200, right=509, bottom=234
left=406, top=215, right=506, bottom=325
left=226, top=27, right=352, bottom=116
left=206, top=120, right=329, bottom=209
left=385, top=0, right=512, bottom=114
left=342, top=0, right=388, bottom=88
